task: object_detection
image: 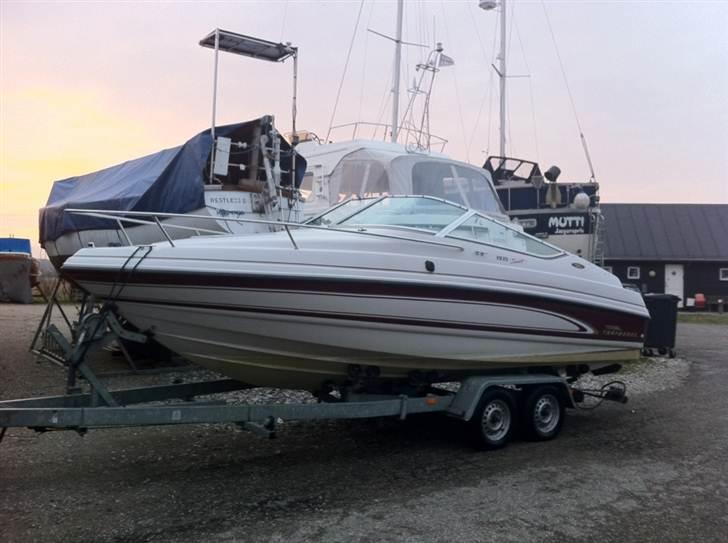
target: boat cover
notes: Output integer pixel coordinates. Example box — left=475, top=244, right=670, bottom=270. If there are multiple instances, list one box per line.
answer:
left=0, top=238, right=32, bottom=254
left=39, top=117, right=306, bottom=243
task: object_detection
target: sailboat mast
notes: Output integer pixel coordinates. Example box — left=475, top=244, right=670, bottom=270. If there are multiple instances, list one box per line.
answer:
left=391, top=0, right=404, bottom=143
left=498, top=0, right=507, bottom=158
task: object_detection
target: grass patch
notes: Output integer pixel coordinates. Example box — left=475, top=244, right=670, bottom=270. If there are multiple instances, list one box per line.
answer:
left=677, top=312, right=728, bottom=325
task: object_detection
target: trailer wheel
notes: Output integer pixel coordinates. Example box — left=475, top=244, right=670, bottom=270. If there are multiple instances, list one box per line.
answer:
left=470, top=389, right=515, bottom=450
left=521, top=386, right=564, bottom=441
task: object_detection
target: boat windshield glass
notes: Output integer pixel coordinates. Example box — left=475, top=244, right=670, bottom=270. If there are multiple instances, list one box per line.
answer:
left=446, top=214, right=562, bottom=256
left=338, top=197, right=465, bottom=232
left=306, top=199, right=373, bottom=226
left=409, top=161, right=503, bottom=214
left=309, top=195, right=563, bottom=258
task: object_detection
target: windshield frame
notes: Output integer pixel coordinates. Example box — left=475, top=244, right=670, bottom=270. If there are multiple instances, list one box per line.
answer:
left=339, top=194, right=469, bottom=231
left=304, top=195, right=565, bottom=260
left=437, top=209, right=565, bottom=259
left=304, top=195, right=385, bottom=226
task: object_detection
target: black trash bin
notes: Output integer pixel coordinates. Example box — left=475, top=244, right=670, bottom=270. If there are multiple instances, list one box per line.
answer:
left=642, top=293, right=680, bottom=358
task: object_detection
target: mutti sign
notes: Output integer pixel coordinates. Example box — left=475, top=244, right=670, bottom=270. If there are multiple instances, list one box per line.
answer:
left=515, top=213, right=591, bottom=236
left=547, top=215, right=585, bottom=234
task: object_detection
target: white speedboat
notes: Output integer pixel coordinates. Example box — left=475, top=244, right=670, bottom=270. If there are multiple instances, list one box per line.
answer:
left=61, top=195, right=648, bottom=392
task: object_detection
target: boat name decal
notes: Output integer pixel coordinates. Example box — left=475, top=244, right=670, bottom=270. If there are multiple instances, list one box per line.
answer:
left=206, top=195, right=250, bottom=205
left=601, top=326, right=640, bottom=338
left=547, top=215, right=585, bottom=234
left=512, top=213, right=592, bottom=236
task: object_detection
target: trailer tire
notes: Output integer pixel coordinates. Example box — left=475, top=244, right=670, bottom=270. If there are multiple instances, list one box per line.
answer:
left=521, top=385, right=564, bottom=441
left=470, top=388, right=516, bottom=450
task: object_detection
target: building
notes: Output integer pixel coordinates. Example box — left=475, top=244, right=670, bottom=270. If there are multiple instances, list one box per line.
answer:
left=602, top=204, right=728, bottom=309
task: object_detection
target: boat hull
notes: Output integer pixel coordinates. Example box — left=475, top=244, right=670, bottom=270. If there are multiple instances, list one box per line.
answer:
left=68, top=268, right=646, bottom=390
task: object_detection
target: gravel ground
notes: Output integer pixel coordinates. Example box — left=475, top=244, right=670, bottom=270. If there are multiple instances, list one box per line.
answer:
left=1, top=304, right=726, bottom=543
left=575, top=355, right=691, bottom=395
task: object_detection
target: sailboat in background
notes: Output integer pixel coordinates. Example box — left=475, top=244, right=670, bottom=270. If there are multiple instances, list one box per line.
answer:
left=296, top=0, right=604, bottom=262
left=477, top=0, right=604, bottom=263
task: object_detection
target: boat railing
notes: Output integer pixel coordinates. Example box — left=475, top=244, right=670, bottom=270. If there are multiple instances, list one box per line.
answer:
left=327, top=122, right=448, bottom=152
left=64, top=208, right=464, bottom=252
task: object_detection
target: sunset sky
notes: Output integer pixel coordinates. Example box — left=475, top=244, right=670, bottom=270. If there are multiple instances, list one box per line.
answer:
left=1, top=0, right=727, bottom=255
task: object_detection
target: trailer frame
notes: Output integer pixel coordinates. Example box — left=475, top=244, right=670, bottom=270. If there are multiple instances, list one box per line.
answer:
left=0, top=373, right=574, bottom=436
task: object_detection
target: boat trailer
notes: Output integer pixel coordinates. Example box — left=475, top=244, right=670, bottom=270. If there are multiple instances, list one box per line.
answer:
left=0, top=372, right=591, bottom=447
left=3, top=300, right=629, bottom=450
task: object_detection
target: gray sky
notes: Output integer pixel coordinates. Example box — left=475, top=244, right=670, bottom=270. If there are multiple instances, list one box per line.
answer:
left=1, top=0, right=727, bottom=246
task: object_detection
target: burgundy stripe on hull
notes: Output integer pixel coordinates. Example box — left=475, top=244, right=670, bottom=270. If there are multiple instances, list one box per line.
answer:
left=66, top=269, right=648, bottom=344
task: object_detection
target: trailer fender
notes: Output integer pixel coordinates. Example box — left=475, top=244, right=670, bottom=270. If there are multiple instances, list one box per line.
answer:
left=447, top=374, right=574, bottom=421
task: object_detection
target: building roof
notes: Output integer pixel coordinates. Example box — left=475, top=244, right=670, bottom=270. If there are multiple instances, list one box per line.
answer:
left=602, top=204, right=728, bottom=261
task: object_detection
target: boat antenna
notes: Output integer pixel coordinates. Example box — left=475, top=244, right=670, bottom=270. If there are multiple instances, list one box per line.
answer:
left=399, top=42, right=454, bottom=151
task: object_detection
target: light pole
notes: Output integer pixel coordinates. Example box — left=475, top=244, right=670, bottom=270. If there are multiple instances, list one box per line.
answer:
left=479, top=0, right=506, bottom=158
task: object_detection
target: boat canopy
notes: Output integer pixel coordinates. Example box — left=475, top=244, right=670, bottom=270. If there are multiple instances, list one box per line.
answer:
left=39, top=117, right=307, bottom=243
left=299, top=141, right=505, bottom=217
left=330, top=151, right=503, bottom=214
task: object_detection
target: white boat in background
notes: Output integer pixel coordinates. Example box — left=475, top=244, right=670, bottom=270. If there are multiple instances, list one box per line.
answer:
left=62, top=195, right=648, bottom=392
left=0, top=238, right=37, bottom=304
left=40, top=30, right=306, bottom=272
left=293, top=0, right=604, bottom=263
left=296, top=138, right=507, bottom=221
left=40, top=115, right=305, bottom=270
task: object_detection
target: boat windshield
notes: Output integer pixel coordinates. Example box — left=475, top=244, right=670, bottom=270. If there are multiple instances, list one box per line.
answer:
left=306, top=199, right=373, bottom=226
left=311, top=195, right=563, bottom=258
left=339, top=197, right=466, bottom=232
left=446, top=214, right=562, bottom=256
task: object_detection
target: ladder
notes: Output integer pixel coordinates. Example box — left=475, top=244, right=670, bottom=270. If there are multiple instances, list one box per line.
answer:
left=592, top=210, right=606, bottom=267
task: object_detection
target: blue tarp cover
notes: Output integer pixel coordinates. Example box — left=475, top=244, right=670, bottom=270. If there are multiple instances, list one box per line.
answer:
left=40, top=118, right=305, bottom=243
left=0, top=238, right=31, bottom=254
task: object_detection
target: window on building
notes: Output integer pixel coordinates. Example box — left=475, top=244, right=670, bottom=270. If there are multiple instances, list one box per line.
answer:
left=627, top=266, right=640, bottom=280
left=720, top=268, right=728, bottom=282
